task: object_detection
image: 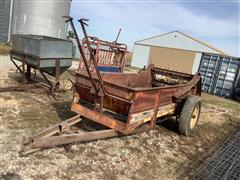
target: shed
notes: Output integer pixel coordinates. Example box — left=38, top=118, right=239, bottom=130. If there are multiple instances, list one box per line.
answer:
left=131, top=31, right=227, bottom=74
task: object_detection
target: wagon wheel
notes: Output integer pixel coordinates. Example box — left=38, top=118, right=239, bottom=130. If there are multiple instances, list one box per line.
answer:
left=178, top=96, right=201, bottom=136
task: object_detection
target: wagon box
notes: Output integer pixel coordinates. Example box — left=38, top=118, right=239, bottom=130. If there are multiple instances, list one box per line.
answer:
left=71, top=65, right=201, bottom=134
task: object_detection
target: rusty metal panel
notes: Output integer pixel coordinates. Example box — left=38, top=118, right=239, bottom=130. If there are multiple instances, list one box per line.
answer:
left=130, top=91, right=160, bottom=114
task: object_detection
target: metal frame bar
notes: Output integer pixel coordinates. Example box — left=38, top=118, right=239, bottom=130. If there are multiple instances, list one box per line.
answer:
left=22, top=54, right=26, bottom=84
left=39, top=71, right=52, bottom=89
left=220, top=57, right=231, bottom=96
left=10, top=58, right=23, bottom=74
left=202, top=55, right=212, bottom=91
left=212, top=56, right=223, bottom=94
left=10, top=50, right=63, bottom=93
left=63, top=16, right=98, bottom=95
left=20, top=115, right=150, bottom=156
left=78, top=18, right=106, bottom=96
left=0, top=83, right=42, bottom=93
left=208, top=55, right=219, bottom=92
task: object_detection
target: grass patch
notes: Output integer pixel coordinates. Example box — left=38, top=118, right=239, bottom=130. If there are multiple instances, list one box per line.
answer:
left=0, top=43, right=11, bottom=55
left=202, top=93, right=240, bottom=112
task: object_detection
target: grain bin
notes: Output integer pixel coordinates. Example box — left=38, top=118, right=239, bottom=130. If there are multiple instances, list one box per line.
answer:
left=1, top=0, right=72, bottom=43
left=11, top=0, right=71, bottom=39
left=0, top=0, right=12, bottom=42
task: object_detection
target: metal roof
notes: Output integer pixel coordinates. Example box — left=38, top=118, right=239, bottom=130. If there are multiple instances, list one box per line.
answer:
left=136, top=31, right=230, bottom=56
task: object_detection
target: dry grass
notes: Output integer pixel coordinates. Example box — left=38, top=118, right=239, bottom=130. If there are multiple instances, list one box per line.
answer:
left=72, top=58, right=80, bottom=62
left=202, top=93, right=240, bottom=113
left=0, top=43, right=11, bottom=55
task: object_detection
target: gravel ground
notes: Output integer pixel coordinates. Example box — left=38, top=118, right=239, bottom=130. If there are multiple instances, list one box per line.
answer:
left=0, top=55, right=240, bottom=180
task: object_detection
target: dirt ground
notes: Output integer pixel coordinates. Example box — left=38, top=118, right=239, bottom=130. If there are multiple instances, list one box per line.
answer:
left=0, top=54, right=240, bottom=180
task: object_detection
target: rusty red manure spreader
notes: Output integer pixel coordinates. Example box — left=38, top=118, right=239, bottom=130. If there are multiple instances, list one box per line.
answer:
left=21, top=17, right=202, bottom=156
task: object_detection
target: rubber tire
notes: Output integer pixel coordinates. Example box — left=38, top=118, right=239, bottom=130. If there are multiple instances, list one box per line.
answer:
left=178, top=96, right=201, bottom=136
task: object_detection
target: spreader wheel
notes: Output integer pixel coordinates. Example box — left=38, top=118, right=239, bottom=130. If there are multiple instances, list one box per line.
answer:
left=178, top=96, right=201, bottom=136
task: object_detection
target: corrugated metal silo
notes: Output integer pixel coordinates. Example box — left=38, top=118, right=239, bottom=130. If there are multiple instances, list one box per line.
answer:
left=0, top=0, right=11, bottom=42
left=11, top=0, right=71, bottom=39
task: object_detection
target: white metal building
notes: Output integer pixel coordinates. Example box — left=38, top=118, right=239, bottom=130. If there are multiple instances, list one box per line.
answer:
left=131, top=31, right=228, bottom=74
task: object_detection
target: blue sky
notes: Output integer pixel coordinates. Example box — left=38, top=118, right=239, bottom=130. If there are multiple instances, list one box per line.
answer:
left=70, top=0, right=240, bottom=56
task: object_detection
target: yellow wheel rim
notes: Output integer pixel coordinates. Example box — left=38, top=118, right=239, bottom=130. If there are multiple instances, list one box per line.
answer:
left=190, top=104, right=200, bottom=129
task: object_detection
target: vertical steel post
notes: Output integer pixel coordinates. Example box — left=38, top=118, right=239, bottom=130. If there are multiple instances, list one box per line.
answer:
left=78, top=18, right=106, bottom=96
left=26, top=65, right=31, bottom=80
left=150, top=89, right=162, bottom=128
left=55, top=58, right=60, bottom=91
left=63, top=16, right=98, bottom=95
